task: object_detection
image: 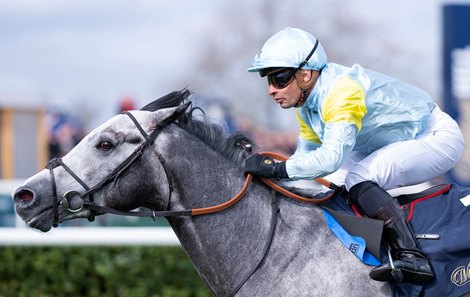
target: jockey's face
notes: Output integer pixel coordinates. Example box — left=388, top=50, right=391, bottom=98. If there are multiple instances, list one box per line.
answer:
left=267, top=69, right=316, bottom=109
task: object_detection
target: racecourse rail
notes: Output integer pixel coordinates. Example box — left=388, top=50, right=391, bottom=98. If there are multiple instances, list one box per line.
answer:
left=0, top=179, right=179, bottom=246
left=0, top=226, right=180, bottom=246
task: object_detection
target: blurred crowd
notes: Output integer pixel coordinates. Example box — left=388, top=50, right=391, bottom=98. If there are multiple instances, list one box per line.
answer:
left=234, top=116, right=297, bottom=156
left=46, top=112, right=85, bottom=159
left=45, top=95, right=298, bottom=159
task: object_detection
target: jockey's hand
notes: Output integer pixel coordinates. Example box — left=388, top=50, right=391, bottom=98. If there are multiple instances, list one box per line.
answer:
left=243, top=154, right=289, bottom=179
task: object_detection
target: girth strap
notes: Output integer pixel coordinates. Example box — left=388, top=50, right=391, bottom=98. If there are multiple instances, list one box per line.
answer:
left=227, top=189, right=280, bottom=297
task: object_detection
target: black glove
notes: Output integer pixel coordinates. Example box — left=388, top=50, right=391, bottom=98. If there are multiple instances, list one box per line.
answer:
left=243, top=154, right=289, bottom=178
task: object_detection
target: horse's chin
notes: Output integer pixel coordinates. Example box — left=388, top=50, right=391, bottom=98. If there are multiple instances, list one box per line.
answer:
left=25, top=210, right=53, bottom=232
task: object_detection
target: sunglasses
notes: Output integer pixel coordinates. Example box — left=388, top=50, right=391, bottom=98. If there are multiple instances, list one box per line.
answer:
left=262, top=39, right=320, bottom=90
left=267, top=68, right=297, bottom=89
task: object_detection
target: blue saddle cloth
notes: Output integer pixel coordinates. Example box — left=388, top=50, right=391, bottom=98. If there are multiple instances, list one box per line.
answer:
left=322, top=183, right=470, bottom=297
left=322, top=210, right=382, bottom=266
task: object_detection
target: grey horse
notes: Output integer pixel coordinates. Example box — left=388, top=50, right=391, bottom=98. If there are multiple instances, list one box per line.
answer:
left=13, top=90, right=398, bottom=296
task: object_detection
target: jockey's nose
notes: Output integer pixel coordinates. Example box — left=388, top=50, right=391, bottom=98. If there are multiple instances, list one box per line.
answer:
left=13, top=187, right=35, bottom=205
left=268, top=84, right=278, bottom=97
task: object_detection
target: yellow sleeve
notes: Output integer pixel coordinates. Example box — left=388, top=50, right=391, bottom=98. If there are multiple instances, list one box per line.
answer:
left=321, top=76, right=367, bottom=131
left=296, top=110, right=321, bottom=144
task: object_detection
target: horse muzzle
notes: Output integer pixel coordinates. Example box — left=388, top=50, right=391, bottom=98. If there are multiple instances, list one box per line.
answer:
left=12, top=184, right=91, bottom=232
left=12, top=186, right=55, bottom=231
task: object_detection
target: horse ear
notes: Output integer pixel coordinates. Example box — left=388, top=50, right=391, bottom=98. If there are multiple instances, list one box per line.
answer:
left=141, top=89, right=191, bottom=111
left=154, top=101, right=191, bottom=127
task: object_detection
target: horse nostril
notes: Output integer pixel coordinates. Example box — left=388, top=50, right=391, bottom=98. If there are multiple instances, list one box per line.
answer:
left=14, top=189, right=35, bottom=203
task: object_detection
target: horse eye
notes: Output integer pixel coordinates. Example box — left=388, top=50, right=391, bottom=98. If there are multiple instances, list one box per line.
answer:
left=97, top=141, right=114, bottom=152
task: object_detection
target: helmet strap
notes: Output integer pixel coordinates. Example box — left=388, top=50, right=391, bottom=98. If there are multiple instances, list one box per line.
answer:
left=294, top=70, right=316, bottom=107
left=295, top=90, right=309, bottom=107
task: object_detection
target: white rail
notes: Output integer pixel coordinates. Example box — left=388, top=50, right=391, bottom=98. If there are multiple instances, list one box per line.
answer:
left=0, top=227, right=180, bottom=246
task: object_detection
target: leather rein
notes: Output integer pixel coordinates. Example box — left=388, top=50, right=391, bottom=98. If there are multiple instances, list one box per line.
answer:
left=46, top=111, right=341, bottom=227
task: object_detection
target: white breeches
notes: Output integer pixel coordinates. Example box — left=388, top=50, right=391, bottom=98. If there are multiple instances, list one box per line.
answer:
left=340, top=106, right=464, bottom=191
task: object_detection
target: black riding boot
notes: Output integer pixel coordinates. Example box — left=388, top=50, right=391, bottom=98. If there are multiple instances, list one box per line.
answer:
left=349, top=181, right=434, bottom=283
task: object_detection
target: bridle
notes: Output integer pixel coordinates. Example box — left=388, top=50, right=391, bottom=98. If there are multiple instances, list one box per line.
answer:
left=46, top=111, right=177, bottom=227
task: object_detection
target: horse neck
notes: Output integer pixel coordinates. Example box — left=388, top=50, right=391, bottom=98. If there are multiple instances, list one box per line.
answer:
left=161, top=128, right=275, bottom=296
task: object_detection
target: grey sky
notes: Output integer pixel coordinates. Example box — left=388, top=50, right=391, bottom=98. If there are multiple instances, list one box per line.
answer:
left=1, top=0, right=469, bottom=129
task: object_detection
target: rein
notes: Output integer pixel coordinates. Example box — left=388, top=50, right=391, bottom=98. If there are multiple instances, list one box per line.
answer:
left=259, top=152, right=343, bottom=203
left=83, top=152, right=340, bottom=219
left=47, top=111, right=341, bottom=225
left=189, top=151, right=340, bottom=215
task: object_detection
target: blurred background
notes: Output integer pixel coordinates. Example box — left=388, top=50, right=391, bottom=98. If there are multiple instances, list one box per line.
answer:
left=1, top=0, right=470, bottom=295
left=1, top=0, right=469, bottom=163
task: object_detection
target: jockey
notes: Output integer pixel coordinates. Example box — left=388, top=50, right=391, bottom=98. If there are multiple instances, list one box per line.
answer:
left=244, top=27, right=464, bottom=283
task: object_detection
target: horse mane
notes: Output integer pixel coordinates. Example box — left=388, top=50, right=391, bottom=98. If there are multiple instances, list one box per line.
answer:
left=141, top=89, right=253, bottom=165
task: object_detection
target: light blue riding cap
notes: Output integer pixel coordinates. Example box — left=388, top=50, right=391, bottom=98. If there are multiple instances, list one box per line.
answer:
left=248, top=27, right=328, bottom=72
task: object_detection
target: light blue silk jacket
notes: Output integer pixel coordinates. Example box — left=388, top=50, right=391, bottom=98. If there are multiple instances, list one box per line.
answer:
left=286, top=62, right=436, bottom=180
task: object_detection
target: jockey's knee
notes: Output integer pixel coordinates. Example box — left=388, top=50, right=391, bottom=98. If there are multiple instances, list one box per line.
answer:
left=345, top=167, right=377, bottom=191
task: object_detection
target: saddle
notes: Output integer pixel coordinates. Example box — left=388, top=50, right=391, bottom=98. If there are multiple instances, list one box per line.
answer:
left=323, top=183, right=470, bottom=297
left=323, top=184, right=451, bottom=259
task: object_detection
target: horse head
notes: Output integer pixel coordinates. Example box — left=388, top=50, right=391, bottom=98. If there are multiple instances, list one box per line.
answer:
left=13, top=91, right=191, bottom=232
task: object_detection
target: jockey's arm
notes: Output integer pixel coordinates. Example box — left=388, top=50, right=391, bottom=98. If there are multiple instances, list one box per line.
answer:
left=287, top=75, right=367, bottom=180
left=286, top=122, right=358, bottom=180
